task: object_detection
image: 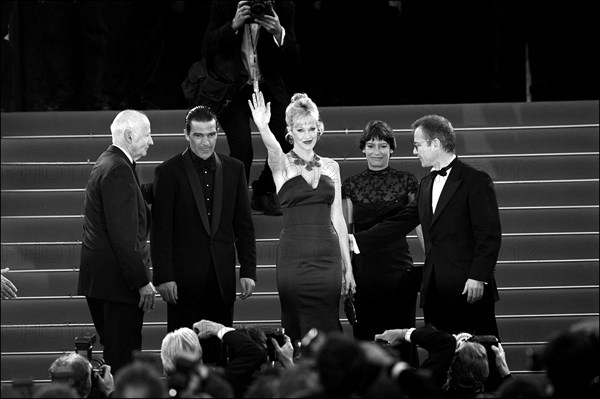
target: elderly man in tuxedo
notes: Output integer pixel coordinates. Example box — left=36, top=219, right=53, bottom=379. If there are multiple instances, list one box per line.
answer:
left=352, top=114, right=502, bottom=337
left=151, top=105, right=256, bottom=365
left=78, top=110, right=156, bottom=374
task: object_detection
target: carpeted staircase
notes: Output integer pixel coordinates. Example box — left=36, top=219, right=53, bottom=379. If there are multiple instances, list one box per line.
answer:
left=1, top=100, right=598, bottom=383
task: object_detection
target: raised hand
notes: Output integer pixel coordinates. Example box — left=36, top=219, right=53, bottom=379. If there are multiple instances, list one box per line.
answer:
left=248, top=91, right=271, bottom=131
left=255, top=9, right=283, bottom=44
left=232, top=1, right=251, bottom=31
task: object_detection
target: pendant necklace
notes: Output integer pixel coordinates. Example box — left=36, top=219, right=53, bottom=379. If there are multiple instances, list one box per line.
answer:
left=289, top=150, right=321, bottom=171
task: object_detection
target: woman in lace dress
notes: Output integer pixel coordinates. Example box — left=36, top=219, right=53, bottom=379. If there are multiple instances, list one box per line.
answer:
left=343, top=120, right=423, bottom=365
left=248, top=91, right=356, bottom=343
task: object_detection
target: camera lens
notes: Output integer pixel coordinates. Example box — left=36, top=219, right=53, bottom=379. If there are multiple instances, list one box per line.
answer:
left=251, top=3, right=266, bottom=16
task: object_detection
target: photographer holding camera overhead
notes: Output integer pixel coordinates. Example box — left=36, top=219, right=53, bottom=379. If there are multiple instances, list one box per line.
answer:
left=199, top=0, right=299, bottom=216
left=375, top=325, right=511, bottom=396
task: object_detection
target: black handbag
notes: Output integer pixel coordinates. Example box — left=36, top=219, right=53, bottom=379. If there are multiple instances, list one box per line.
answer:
left=181, top=57, right=236, bottom=116
left=344, top=291, right=357, bottom=325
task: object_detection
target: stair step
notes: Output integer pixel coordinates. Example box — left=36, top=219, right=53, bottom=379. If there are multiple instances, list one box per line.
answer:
left=495, top=261, right=599, bottom=287
left=5, top=261, right=597, bottom=297
left=2, top=314, right=597, bottom=382
left=2, top=126, right=598, bottom=162
left=2, top=180, right=597, bottom=219
left=2, top=288, right=597, bottom=327
left=2, top=207, right=597, bottom=243
left=2, top=234, right=598, bottom=270
left=2, top=101, right=598, bottom=137
left=2, top=153, right=598, bottom=190
left=494, top=180, right=599, bottom=207
left=5, top=267, right=279, bottom=298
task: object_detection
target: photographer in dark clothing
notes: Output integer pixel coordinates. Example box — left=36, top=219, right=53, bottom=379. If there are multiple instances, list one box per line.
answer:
left=198, top=0, right=299, bottom=216
left=376, top=325, right=511, bottom=397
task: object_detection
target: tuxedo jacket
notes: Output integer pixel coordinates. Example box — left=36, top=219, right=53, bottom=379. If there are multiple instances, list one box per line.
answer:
left=151, top=149, right=256, bottom=305
left=202, top=0, right=299, bottom=105
left=78, top=145, right=152, bottom=305
left=354, top=158, right=502, bottom=308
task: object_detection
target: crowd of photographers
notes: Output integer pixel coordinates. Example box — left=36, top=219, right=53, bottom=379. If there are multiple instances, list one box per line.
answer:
left=1, top=318, right=597, bottom=398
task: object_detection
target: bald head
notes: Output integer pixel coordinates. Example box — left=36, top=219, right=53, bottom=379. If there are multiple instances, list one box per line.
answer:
left=111, top=110, right=153, bottom=161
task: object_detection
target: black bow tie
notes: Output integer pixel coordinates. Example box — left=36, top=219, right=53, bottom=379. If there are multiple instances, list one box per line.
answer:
left=431, top=158, right=457, bottom=177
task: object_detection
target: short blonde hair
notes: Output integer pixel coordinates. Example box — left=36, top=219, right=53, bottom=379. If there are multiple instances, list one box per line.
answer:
left=285, top=93, right=324, bottom=134
left=160, top=327, right=202, bottom=374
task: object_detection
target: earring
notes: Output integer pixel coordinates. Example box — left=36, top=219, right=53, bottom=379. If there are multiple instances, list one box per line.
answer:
left=286, top=133, right=294, bottom=145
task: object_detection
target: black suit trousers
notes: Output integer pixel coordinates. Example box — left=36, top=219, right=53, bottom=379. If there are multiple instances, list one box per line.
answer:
left=424, top=273, right=499, bottom=338
left=86, top=297, right=144, bottom=374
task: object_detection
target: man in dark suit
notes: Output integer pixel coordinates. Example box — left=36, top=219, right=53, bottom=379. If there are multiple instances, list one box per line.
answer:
left=151, top=105, right=257, bottom=365
left=198, top=0, right=299, bottom=215
left=352, top=114, right=502, bottom=337
left=78, top=110, right=157, bottom=374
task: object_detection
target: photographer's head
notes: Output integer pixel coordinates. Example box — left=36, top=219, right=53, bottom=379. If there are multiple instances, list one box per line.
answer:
left=161, top=327, right=203, bottom=375
left=115, top=361, right=167, bottom=398
left=444, top=341, right=489, bottom=394
left=48, top=353, right=92, bottom=398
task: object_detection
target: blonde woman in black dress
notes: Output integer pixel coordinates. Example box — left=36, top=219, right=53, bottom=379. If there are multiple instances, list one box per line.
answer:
left=249, top=90, right=356, bottom=343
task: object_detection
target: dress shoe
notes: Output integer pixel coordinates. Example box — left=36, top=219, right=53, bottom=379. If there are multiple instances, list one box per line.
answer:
left=251, top=192, right=282, bottom=216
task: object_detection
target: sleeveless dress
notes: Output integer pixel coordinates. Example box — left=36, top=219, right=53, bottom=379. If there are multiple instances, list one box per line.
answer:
left=276, top=174, right=343, bottom=342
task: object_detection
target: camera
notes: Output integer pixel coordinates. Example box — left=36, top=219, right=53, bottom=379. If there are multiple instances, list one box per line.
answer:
left=467, top=334, right=503, bottom=388
left=468, top=335, right=499, bottom=348
left=245, top=0, right=274, bottom=23
left=74, top=333, right=105, bottom=390
left=466, top=335, right=499, bottom=365
left=264, top=327, right=286, bottom=362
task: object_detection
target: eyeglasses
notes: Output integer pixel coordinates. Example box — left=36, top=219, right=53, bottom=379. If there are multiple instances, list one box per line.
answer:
left=413, top=140, right=430, bottom=150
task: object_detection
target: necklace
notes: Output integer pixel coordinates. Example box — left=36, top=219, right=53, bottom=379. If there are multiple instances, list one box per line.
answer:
left=289, top=150, right=321, bottom=171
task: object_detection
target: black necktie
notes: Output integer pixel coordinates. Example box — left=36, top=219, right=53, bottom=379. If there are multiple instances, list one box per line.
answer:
left=431, top=158, right=457, bottom=177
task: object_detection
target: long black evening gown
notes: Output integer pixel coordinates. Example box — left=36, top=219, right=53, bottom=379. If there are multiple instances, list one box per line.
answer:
left=342, top=167, right=421, bottom=365
left=276, top=174, right=343, bottom=342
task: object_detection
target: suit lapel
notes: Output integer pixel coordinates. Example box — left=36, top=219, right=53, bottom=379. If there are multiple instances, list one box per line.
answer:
left=182, top=148, right=211, bottom=236
left=420, top=175, right=434, bottom=227
left=211, top=153, right=223, bottom=237
left=431, top=160, right=464, bottom=226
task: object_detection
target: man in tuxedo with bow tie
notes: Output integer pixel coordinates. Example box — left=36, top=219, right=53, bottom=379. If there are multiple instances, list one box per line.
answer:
left=151, top=105, right=257, bottom=365
left=352, top=114, right=502, bottom=338
left=78, top=110, right=156, bottom=374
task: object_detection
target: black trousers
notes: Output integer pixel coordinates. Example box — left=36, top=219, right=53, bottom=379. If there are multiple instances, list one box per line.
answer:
left=86, top=297, right=144, bottom=375
left=219, top=84, right=291, bottom=194
left=423, top=274, right=499, bottom=338
left=166, top=264, right=234, bottom=366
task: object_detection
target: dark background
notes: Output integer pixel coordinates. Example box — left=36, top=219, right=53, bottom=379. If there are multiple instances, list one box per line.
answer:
left=1, top=0, right=598, bottom=112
